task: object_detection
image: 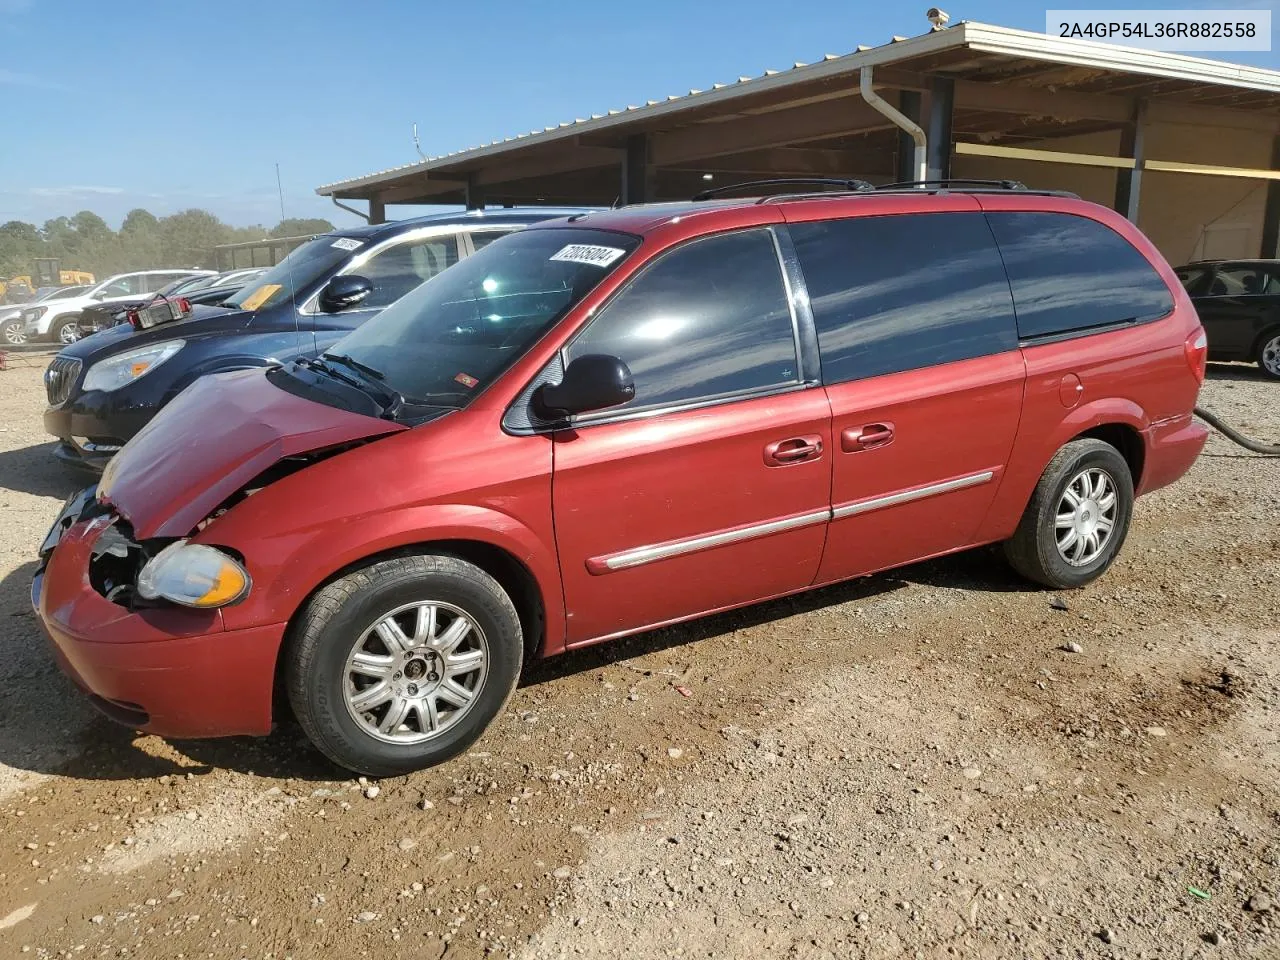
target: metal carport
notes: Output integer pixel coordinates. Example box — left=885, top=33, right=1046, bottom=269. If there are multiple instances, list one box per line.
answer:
left=316, top=21, right=1280, bottom=262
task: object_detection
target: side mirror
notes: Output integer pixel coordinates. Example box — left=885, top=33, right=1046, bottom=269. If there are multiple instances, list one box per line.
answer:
left=318, top=275, right=373, bottom=313
left=534, top=354, right=635, bottom=419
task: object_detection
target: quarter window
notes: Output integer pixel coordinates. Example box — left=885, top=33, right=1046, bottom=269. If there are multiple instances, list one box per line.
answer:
left=986, top=212, right=1174, bottom=340
left=790, top=212, right=1017, bottom=384
left=353, top=234, right=461, bottom=310
left=565, top=229, right=800, bottom=412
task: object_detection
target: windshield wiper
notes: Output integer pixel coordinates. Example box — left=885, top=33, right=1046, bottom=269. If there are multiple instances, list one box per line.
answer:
left=297, top=356, right=405, bottom=419
left=325, top=352, right=387, bottom=381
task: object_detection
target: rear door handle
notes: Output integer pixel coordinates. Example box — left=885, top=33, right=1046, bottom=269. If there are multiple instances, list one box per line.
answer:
left=763, top=435, right=824, bottom=466
left=841, top=422, right=895, bottom=453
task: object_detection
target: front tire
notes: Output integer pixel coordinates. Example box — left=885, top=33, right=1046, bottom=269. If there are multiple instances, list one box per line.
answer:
left=1003, top=439, right=1134, bottom=589
left=53, top=316, right=81, bottom=345
left=1, top=318, right=27, bottom=346
left=1257, top=332, right=1280, bottom=380
left=286, top=554, right=523, bottom=777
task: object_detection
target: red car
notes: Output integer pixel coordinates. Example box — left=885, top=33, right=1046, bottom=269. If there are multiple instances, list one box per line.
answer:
left=33, top=183, right=1209, bottom=775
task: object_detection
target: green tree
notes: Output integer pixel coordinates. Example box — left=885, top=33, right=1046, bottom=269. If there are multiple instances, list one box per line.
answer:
left=121, top=208, right=159, bottom=235
left=158, top=209, right=234, bottom=269
left=271, top=217, right=335, bottom=238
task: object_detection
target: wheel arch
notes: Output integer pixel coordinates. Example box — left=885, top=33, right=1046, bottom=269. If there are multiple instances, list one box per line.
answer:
left=1073, top=421, right=1145, bottom=489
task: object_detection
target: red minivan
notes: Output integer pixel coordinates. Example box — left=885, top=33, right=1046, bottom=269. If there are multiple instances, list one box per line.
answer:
left=33, top=184, right=1209, bottom=775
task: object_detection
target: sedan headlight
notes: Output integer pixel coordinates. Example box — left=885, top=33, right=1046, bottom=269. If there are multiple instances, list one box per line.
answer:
left=82, top=340, right=184, bottom=393
left=137, top=541, right=251, bottom=608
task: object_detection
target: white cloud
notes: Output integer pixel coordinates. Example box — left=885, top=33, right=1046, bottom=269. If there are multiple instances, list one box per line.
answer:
left=28, top=185, right=126, bottom=198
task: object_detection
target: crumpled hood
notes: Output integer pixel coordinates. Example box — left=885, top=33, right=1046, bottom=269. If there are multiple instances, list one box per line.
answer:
left=98, top=368, right=406, bottom=539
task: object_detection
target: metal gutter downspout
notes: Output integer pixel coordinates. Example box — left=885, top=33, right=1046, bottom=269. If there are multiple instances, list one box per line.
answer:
left=331, top=196, right=371, bottom=223
left=860, top=65, right=927, bottom=182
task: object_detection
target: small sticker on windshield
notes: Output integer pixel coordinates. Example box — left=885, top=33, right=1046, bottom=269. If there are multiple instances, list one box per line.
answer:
left=454, top=373, right=479, bottom=388
left=549, top=244, right=626, bottom=267
left=331, top=238, right=363, bottom=251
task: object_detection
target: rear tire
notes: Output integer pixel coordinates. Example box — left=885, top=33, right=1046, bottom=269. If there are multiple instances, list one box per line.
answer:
left=1003, top=439, right=1134, bottom=589
left=1257, top=332, right=1280, bottom=380
left=286, top=554, right=523, bottom=777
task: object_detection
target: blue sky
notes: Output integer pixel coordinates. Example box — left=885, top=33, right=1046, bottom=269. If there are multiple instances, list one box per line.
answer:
left=0, top=0, right=1276, bottom=229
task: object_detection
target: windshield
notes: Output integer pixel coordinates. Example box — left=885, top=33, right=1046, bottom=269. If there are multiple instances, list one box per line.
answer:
left=325, top=227, right=640, bottom=408
left=223, top=235, right=354, bottom=311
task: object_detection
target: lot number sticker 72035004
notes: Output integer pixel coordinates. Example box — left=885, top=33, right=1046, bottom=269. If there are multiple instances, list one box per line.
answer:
left=549, top=244, right=627, bottom=267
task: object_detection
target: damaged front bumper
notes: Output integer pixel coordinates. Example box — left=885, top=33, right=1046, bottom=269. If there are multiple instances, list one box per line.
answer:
left=31, top=491, right=285, bottom=738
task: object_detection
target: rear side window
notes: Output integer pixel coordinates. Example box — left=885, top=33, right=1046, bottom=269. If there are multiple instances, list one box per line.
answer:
left=1209, top=263, right=1280, bottom=297
left=357, top=234, right=460, bottom=310
left=790, top=212, right=1017, bottom=384
left=986, top=212, right=1174, bottom=340
left=566, top=228, right=800, bottom=412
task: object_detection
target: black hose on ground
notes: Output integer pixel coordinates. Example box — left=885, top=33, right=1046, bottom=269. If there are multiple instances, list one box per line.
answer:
left=1194, top=406, right=1280, bottom=456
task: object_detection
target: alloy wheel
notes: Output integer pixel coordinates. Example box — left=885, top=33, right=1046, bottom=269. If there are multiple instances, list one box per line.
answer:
left=1, top=320, right=27, bottom=346
left=1055, top=467, right=1117, bottom=566
left=1262, top=335, right=1280, bottom=377
left=57, top=322, right=79, bottom=345
left=343, top=601, right=489, bottom=745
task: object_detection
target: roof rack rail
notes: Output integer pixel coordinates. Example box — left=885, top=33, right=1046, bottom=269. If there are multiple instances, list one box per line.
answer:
left=876, top=178, right=1027, bottom=191
left=691, top=178, right=875, bottom=202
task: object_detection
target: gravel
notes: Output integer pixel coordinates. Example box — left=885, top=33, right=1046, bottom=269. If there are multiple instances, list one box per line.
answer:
left=0, top=358, right=1277, bottom=959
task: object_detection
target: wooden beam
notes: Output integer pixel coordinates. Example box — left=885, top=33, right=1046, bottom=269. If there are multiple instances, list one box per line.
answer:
left=957, top=141, right=1280, bottom=181
left=651, top=96, right=895, bottom=165
left=955, top=80, right=1132, bottom=123
left=955, top=80, right=1280, bottom=134
left=470, top=145, right=622, bottom=186
left=378, top=177, right=464, bottom=203
left=955, top=141, right=1135, bottom=168
left=669, top=147, right=873, bottom=175
left=1145, top=99, right=1280, bottom=134
left=1145, top=159, right=1280, bottom=180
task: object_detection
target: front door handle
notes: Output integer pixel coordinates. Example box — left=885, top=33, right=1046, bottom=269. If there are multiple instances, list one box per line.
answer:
left=763, top=435, right=824, bottom=466
left=841, top=422, right=895, bottom=453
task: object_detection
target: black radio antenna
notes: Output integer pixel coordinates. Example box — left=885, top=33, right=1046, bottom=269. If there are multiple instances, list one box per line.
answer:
left=275, top=162, right=303, bottom=347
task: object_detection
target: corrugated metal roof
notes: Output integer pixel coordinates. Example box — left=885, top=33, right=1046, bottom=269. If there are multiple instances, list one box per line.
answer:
left=317, top=21, right=1280, bottom=196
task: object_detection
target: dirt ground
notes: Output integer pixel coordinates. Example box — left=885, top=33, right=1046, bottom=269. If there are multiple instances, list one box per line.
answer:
left=0, top=347, right=1277, bottom=960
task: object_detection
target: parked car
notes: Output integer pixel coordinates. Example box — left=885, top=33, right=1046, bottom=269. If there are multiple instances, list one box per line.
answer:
left=42, top=209, right=586, bottom=469
left=31, top=185, right=1208, bottom=776
left=2, top=284, right=92, bottom=345
left=1175, top=259, right=1280, bottom=379
left=75, top=270, right=269, bottom=338
left=22, top=270, right=215, bottom=344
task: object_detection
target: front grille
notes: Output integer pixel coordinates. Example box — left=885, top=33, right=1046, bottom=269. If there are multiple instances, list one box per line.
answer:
left=45, top=356, right=82, bottom=406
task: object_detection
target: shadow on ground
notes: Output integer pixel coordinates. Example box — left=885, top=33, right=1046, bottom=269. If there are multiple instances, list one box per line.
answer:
left=0, top=440, right=87, bottom=499
left=1205, top=362, right=1272, bottom=384
left=0, top=537, right=1032, bottom=785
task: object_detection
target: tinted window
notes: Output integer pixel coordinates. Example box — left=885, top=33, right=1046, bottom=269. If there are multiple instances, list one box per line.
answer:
left=97, top=275, right=145, bottom=297
left=470, top=231, right=509, bottom=253
left=987, top=212, right=1173, bottom=340
left=1176, top=265, right=1212, bottom=297
left=791, top=212, right=1017, bottom=384
left=356, top=234, right=460, bottom=310
left=1209, top=264, right=1280, bottom=297
left=565, top=229, right=799, bottom=412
